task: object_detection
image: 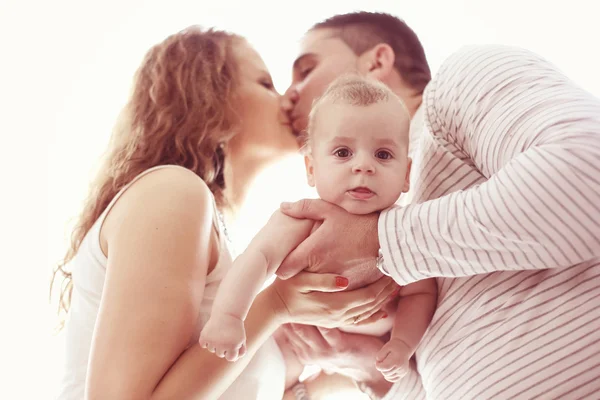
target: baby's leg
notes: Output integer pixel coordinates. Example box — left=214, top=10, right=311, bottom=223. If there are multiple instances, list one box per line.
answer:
left=375, top=316, right=413, bottom=382
left=375, top=278, right=437, bottom=382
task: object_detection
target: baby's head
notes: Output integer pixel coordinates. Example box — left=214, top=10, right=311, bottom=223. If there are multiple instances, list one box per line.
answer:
left=302, top=75, right=411, bottom=214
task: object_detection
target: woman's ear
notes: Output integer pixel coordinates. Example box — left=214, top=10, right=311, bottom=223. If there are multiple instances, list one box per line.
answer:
left=358, top=43, right=396, bottom=81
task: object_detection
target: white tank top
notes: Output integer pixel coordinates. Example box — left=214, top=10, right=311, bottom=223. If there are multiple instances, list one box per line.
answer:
left=56, top=165, right=285, bottom=400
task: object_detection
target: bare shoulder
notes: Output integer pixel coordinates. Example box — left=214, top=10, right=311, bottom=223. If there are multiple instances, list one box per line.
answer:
left=120, top=166, right=212, bottom=208
left=103, top=167, right=214, bottom=247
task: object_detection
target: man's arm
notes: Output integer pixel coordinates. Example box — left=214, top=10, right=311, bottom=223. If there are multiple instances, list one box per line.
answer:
left=380, top=45, right=600, bottom=285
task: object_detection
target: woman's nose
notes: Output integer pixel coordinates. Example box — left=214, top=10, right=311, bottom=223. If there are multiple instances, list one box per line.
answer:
left=281, top=87, right=299, bottom=113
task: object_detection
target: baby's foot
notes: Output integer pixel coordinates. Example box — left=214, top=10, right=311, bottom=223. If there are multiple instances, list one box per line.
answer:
left=375, top=338, right=412, bottom=382
left=199, top=313, right=247, bottom=362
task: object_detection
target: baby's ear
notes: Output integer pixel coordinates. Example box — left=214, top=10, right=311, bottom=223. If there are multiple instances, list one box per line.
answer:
left=304, top=155, right=315, bottom=187
left=403, top=157, right=412, bottom=193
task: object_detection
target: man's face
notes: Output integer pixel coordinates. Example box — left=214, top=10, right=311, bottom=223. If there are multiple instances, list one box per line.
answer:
left=283, top=29, right=361, bottom=135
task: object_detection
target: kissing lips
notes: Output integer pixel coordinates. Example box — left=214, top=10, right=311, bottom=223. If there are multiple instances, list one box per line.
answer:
left=347, top=187, right=375, bottom=200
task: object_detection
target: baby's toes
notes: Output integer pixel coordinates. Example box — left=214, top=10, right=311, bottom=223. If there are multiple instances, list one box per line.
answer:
left=376, top=353, right=400, bottom=372
left=382, top=371, right=402, bottom=383
left=383, top=363, right=409, bottom=382
left=214, top=345, right=227, bottom=358
left=224, top=349, right=238, bottom=362
left=202, top=341, right=217, bottom=353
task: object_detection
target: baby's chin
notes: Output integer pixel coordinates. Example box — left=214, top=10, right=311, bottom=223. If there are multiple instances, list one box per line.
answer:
left=339, top=201, right=382, bottom=215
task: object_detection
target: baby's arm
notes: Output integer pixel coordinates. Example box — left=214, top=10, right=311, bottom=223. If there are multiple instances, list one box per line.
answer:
left=200, top=210, right=314, bottom=361
left=375, top=278, right=437, bottom=382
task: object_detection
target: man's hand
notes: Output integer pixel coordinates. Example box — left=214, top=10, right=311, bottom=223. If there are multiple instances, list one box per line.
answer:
left=278, top=199, right=381, bottom=289
left=281, top=324, right=393, bottom=396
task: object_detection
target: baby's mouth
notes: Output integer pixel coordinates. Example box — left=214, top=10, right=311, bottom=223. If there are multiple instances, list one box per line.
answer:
left=348, top=187, right=375, bottom=200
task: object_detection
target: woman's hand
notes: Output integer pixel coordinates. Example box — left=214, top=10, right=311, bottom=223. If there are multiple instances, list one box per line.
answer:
left=267, top=272, right=398, bottom=328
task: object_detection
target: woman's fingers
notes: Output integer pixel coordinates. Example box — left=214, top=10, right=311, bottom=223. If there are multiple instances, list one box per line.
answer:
left=342, top=285, right=399, bottom=323
left=352, top=310, right=388, bottom=326
left=290, top=272, right=349, bottom=293
left=341, top=277, right=397, bottom=309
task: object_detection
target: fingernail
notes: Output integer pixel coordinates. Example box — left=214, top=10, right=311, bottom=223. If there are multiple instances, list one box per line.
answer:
left=335, top=276, right=349, bottom=288
left=381, top=313, right=388, bottom=319
left=280, top=202, right=291, bottom=209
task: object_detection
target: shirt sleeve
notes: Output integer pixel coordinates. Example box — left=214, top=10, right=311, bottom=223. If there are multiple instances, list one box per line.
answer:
left=379, top=44, right=600, bottom=286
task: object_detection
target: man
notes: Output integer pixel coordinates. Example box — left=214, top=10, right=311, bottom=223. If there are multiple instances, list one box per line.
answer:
left=279, top=11, right=600, bottom=400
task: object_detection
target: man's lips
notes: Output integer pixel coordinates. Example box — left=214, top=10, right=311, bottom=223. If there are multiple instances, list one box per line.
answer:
left=347, top=187, right=375, bottom=200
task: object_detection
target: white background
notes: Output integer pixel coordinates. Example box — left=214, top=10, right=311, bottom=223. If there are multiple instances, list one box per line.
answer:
left=0, top=0, right=598, bottom=398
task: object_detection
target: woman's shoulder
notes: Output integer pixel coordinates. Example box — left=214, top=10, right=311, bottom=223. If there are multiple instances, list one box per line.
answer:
left=103, top=166, right=216, bottom=240
left=125, top=165, right=213, bottom=206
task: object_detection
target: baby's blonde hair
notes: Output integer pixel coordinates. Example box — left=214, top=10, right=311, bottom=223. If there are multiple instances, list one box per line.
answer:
left=301, top=75, right=409, bottom=153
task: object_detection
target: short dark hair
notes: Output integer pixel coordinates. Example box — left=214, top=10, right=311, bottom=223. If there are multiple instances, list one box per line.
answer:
left=311, top=12, right=431, bottom=94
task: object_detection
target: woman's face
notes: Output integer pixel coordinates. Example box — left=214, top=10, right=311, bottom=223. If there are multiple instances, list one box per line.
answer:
left=227, top=41, right=298, bottom=163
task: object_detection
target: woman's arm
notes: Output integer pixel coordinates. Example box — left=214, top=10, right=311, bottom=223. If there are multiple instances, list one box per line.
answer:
left=86, top=168, right=218, bottom=399
left=86, top=168, right=399, bottom=400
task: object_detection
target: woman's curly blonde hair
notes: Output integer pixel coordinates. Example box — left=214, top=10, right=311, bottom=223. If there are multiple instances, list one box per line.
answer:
left=51, top=26, right=243, bottom=326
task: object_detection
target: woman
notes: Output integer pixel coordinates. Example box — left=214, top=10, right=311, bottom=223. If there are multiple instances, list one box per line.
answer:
left=52, top=26, right=395, bottom=400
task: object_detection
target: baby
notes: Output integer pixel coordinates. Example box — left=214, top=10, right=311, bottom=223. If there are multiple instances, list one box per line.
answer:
left=200, top=75, right=437, bottom=382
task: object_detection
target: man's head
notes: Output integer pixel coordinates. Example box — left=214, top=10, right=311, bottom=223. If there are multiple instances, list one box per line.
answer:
left=283, top=11, right=430, bottom=136
left=303, top=75, right=411, bottom=215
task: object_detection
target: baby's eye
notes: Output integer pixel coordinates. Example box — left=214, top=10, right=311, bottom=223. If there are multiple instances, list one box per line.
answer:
left=334, top=148, right=351, bottom=158
left=376, top=150, right=393, bottom=160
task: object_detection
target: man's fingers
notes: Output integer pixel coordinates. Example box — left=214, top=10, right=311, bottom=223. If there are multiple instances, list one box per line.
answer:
left=316, top=327, right=344, bottom=347
left=283, top=325, right=311, bottom=357
left=291, top=323, right=329, bottom=349
left=280, top=198, right=335, bottom=220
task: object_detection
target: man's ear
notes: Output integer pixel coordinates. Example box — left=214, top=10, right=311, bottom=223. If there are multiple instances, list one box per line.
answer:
left=305, top=155, right=315, bottom=187
left=359, top=43, right=396, bottom=81
left=403, top=157, right=412, bottom=193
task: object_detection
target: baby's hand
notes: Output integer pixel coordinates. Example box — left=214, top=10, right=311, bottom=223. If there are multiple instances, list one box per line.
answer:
left=375, top=338, right=412, bottom=382
left=199, top=313, right=247, bottom=362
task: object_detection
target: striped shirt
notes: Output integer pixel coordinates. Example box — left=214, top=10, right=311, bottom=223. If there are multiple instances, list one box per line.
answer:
left=379, top=44, right=600, bottom=400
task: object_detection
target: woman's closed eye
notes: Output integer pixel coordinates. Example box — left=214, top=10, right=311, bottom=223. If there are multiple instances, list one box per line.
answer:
left=260, top=78, right=275, bottom=90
